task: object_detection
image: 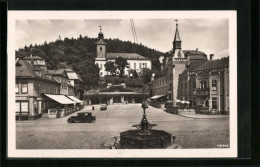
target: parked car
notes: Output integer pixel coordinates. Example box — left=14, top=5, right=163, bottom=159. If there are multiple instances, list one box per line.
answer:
left=100, top=104, right=107, bottom=110
left=67, top=112, right=96, bottom=123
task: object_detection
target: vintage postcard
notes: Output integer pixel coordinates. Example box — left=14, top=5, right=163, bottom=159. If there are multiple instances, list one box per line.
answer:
left=8, top=11, right=237, bottom=158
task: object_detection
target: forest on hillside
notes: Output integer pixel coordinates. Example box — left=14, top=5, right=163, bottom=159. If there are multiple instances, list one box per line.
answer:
left=16, top=35, right=164, bottom=89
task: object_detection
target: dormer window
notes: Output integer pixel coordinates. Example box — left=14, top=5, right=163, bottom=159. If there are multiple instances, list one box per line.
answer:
left=34, top=60, right=45, bottom=65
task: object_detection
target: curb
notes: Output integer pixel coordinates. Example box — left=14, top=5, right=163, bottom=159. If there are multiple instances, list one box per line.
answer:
left=177, top=114, right=229, bottom=119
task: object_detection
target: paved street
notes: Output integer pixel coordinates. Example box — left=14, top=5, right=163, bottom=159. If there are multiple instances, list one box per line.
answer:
left=16, top=104, right=229, bottom=149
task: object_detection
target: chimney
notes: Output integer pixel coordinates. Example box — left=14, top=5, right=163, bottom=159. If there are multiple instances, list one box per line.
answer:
left=210, top=54, right=214, bottom=60
left=196, top=48, right=198, bottom=52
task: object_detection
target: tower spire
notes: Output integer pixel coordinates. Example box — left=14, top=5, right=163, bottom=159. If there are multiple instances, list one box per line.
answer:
left=174, top=19, right=181, bottom=42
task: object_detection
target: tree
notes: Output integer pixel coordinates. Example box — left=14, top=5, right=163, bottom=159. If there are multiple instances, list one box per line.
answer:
left=115, top=57, right=129, bottom=78
left=104, top=61, right=116, bottom=76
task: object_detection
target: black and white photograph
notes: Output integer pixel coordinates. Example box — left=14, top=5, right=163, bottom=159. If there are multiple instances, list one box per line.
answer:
left=8, top=11, right=237, bottom=158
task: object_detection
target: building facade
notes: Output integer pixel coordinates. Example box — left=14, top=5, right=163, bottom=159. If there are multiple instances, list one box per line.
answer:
left=94, top=28, right=152, bottom=77
left=178, top=57, right=229, bottom=114
left=16, top=58, right=60, bottom=120
left=16, top=56, right=85, bottom=120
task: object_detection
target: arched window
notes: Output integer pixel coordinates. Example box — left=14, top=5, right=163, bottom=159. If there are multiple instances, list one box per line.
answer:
left=100, top=46, right=102, bottom=51
left=212, top=80, right=217, bottom=91
left=200, top=80, right=207, bottom=89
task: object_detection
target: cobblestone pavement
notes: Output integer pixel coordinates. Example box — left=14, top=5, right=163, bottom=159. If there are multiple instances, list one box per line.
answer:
left=16, top=104, right=229, bottom=149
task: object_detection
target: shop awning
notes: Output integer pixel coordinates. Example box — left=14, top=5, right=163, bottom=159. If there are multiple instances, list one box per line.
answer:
left=45, top=94, right=75, bottom=104
left=150, top=94, right=167, bottom=99
left=67, top=96, right=82, bottom=103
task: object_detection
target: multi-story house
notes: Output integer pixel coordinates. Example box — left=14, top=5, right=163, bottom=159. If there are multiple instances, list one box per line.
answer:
left=16, top=58, right=60, bottom=120
left=64, top=68, right=85, bottom=100
left=178, top=56, right=229, bottom=114
left=48, top=69, right=74, bottom=96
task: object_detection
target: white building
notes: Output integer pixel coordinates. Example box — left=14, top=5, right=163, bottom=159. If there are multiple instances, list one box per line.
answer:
left=94, top=28, right=152, bottom=77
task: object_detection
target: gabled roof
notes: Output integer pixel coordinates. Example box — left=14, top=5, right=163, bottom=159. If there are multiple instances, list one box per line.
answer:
left=183, top=50, right=207, bottom=56
left=66, top=72, right=78, bottom=80
left=48, top=69, right=67, bottom=78
left=107, top=53, right=149, bottom=60
left=16, top=59, right=59, bottom=84
left=23, top=55, right=44, bottom=60
left=193, top=57, right=229, bottom=71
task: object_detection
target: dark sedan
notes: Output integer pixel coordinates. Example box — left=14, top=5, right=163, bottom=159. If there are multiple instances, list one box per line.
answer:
left=67, top=112, right=96, bottom=123
left=100, top=104, right=107, bottom=110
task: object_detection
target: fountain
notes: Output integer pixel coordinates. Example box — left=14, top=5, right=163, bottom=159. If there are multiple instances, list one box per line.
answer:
left=117, top=102, right=176, bottom=149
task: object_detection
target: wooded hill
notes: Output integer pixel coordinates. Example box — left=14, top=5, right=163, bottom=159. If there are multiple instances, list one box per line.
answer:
left=16, top=35, right=164, bottom=88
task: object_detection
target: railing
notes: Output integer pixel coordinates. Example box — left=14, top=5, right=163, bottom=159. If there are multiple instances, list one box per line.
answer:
left=194, top=88, right=209, bottom=96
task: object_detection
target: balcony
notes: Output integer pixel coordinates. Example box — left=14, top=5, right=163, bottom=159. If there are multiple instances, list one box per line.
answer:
left=194, top=88, right=209, bottom=96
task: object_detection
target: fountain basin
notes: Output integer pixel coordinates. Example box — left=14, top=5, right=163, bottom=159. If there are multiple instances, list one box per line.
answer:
left=120, top=129, right=172, bottom=149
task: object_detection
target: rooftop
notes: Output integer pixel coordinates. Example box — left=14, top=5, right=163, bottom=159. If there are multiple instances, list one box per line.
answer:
left=107, top=53, right=149, bottom=60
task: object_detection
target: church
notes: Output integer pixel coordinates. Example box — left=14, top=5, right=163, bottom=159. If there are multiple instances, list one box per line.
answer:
left=94, top=27, right=152, bottom=77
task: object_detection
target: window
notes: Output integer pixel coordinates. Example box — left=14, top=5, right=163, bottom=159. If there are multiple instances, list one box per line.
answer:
left=21, top=83, right=28, bottom=93
left=212, top=80, right=217, bottom=91
left=16, top=102, right=20, bottom=112
left=38, top=84, right=41, bottom=93
left=16, top=101, right=29, bottom=112
left=134, top=63, right=136, bottom=70
left=139, top=63, right=141, bottom=69
left=15, top=83, right=19, bottom=93
left=21, top=102, right=29, bottom=112
left=193, top=81, right=196, bottom=89
left=100, top=63, right=102, bottom=70
left=144, top=63, right=147, bottom=68
left=100, top=46, right=102, bottom=51
left=200, top=80, right=207, bottom=89
left=212, top=97, right=217, bottom=109
left=100, top=72, right=103, bottom=75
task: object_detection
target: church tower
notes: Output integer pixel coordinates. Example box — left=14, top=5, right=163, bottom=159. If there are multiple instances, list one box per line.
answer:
left=172, top=20, right=185, bottom=59
left=167, top=19, right=188, bottom=104
left=95, top=26, right=107, bottom=59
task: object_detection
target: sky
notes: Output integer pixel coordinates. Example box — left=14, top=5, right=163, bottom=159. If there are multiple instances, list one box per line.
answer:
left=15, top=19, right=229, bottom=59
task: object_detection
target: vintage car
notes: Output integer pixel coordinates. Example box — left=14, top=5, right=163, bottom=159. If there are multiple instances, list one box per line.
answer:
left=100, top=104, right=107, bottom=110
left=67, top=112, right=96, bottom=123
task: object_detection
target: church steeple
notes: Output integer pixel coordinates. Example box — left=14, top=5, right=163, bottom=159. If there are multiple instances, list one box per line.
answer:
left=173, top=19, right=182, bottom=52
left=95, top=26, right=107, bottom=59
left=98, top=25, right=104, bottom=39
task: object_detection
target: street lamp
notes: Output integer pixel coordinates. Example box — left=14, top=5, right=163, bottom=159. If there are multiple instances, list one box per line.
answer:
left=130, top=73, right=133, bottom=78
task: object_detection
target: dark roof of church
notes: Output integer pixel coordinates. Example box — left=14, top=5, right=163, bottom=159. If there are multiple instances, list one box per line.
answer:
left=174, top=26, right=181, bottom=42
left=106, top=53, right=149, bottom=60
